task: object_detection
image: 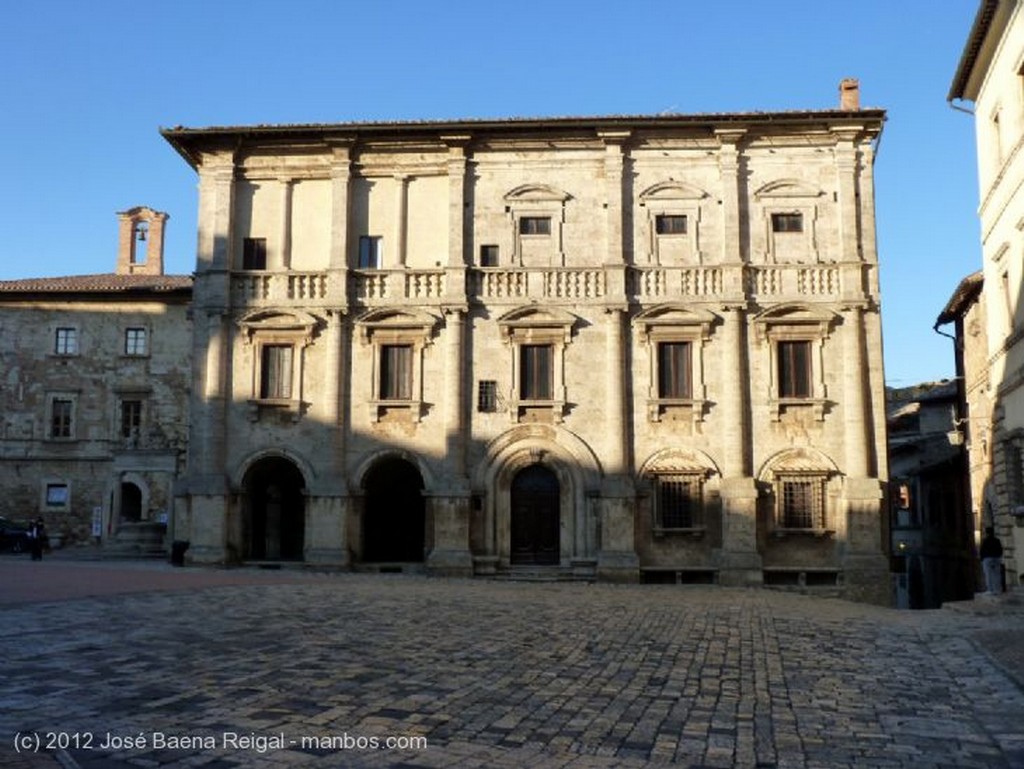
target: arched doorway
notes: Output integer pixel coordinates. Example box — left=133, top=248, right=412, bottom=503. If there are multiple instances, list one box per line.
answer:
left=243, top=456, right=305, bottom=561
left=363, top=458, right=425, bottom=562
left=510, top=464, right=560, bottom=565
left=120, top=482, right=143, bottom=522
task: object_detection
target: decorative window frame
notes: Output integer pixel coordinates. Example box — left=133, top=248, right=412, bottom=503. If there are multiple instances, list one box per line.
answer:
left=503, top=184, right=571, bottom=267
left=355, top=307, right=439, bottom=423
left=238, top=308, right=319, bottom=422
left=753, top=304, right=837, bottom=421
left=638, top=181, right=708, bottom=265
left=753, top=179, right=822, bottom=264
left=497, top=306, right=576, bottom=423
left=634, top=304, right=715, bottom=423
left=639, top=448, right=720, bottom=538
left=759, top=448, right=839, bottom=537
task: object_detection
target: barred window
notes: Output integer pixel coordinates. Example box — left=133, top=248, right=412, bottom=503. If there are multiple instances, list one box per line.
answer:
left=779, top=476, right=826, bottom=529
left=477, top=380, right=498, bottom=413
left=654, top=474, right=703, bottom=529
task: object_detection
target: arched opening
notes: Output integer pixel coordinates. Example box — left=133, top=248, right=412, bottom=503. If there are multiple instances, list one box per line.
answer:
left=120, top=482, right=143, bottom=522
left=510, top=464, right=560, bottom=565
left=242, top=456, right=305, bottom=561
left=363, top=458, right=425, bottom=562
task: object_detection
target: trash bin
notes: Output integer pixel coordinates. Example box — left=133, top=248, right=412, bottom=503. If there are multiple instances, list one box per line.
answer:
left=170, top=540, right=190, bottom=567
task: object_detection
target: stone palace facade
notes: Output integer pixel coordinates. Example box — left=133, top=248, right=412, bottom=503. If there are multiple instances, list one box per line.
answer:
left=160, top=81, right=890, bottom=601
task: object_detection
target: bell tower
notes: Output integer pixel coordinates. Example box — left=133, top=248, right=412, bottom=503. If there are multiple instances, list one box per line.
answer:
left=116, top=206, right=168, bottom=275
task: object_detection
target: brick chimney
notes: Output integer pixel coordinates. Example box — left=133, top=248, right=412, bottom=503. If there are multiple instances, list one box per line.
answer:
left=839, top=78, right=860, bottom=111
left=116, top=207, right=168, bottom=275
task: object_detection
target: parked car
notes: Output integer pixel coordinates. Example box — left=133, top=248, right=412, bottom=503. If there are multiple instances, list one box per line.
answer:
left=0, top=517, right=48, bottom=553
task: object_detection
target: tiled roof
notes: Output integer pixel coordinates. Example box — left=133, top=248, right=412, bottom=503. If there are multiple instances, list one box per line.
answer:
left=0, top=273, right=193, bottom=294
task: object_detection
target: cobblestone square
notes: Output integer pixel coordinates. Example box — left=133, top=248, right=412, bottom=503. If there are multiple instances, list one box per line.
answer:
left=1, top=559, right=1022, bottom=768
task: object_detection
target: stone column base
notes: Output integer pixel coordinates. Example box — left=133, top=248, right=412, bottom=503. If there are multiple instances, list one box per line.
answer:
left=427, top=548, right=475, bottom=577
left=597, top=551, right=640, bottom=583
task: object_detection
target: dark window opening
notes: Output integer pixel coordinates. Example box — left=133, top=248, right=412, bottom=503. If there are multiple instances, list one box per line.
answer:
left=780, top=478, right=825, bottom=529
left=655, top=475, right=703, bottom=529
left=778, top=340, right=812, bottom=398
left=50, top=399, right=73, bottom=438
left=359, top=235, right=383, bottom=269
left=380, top=345, right=413, bottom=400
left=657, top=341, right=692, bottom=399
left=260, top=345, right=293, bottom=399
left=480, top=244, right=499, bottom=267
left=519, top=217, right=551, bottom=235
left=242, top=237, right=268, bottom=270
left=771, top=212, right=803, bottom=233
left=655, top=214, right=688, bottom=235
left=121, top=399, right=142, bottom=439
left=520, top=345, right=553, bottom=400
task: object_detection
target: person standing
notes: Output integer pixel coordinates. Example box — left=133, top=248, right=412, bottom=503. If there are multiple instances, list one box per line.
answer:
left=28, top=517, right=45, bottom=561
left=979, top=527, right=1004, bottom=595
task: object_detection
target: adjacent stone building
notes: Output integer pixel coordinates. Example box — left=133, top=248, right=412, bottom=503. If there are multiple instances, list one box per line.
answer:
left=946, top=0, right=1024, bottom=588
left=0, top=207, right=192, bottom=548
left=162, top=81, right=890, bottom=601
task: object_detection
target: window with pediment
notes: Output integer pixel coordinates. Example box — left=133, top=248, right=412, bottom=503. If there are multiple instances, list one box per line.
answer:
left=760, top=448, right=838, bottom=536
left=634, top=305, right=715, bottom=422
left=497, top=306, right=576, bottom=423
left=640, top=448, right=720, bottom=536
left=238, top=309, right=319, bottom=421
left=355, top=308, right=439, bottom=423
left=503, top=184, right=571, bottom=267
left=753, top=179, right=822, bottom=263
left=638, top=181, right=708, bottom=265
left=753, top=304, right=836, bottom=421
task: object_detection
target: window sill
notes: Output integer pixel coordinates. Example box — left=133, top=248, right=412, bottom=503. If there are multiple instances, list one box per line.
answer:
left=247, top=398, right=302, bottom=422
left=369, top=399, right=423, bottom=423
left=648, top=398, right=705, bottom=423
left=770, top=398, right=826, bottom=421
left=653, top=526, right=706, bottom=540
left=771, top=528, right=834, bottom=539
left=512, top=399, right=565, bottom=424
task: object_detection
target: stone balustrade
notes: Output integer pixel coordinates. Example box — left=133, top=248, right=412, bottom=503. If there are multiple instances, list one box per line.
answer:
left=230, top=263, right=847, bottom=308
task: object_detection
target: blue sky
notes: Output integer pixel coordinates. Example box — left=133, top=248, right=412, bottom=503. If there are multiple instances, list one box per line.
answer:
left=0, top=1, right=981, bottom=386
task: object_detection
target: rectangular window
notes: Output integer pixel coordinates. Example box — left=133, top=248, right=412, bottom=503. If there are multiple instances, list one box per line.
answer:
left=778, top=340, right=812, bottom=398
left=771, top=212, right=803, bottom=233
left=656, top=475, right=703, bottom=529
left=657, top=341, right=692, bottom=399
left=655, top=214, right=688, bottom=235
left=124, top=328, right=147, bottom=356
left=45, top=483, right=69, bottom=507
left=359, top=236, right=383, bottom=269
left=519, top=217, right=551, bottom=236
left=780, top=477, right=825, bottom=529
left=121, top=399, right=143, bottom=439
left=260, top=345, right=294, bottom=400
left=379, top=344, right=413, bottom=400
left=242, top=237, right=268, bottom=270
left=55, top=328, right=78, bottom=355
left=480, top=244, right=499, bottom=267
left=520, top=344, right=553, bottom=400
left=477, top=380, right=498, bottom=413
left=50, top=399, right=73, bottom=439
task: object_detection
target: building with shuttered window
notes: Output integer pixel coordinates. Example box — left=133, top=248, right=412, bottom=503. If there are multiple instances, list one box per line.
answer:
left=163, top=81, right=890, bottom=602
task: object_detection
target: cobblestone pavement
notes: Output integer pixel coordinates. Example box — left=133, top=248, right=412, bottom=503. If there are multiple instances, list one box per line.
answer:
left=1, top=558, right=1023, bottom=768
